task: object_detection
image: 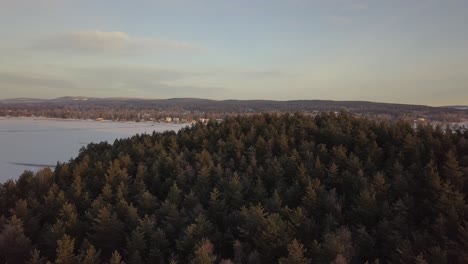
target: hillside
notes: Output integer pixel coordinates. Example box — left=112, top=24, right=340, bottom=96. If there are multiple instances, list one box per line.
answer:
left=0, top=113, right=467, bottom=263
left=0, top=96, right=445, bottom=113
left=1, top=97, right=467, bottom=123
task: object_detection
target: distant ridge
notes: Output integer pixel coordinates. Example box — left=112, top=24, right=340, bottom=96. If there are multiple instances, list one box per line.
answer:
left=0, top=96, right=441, bottom=107
left=1, top=96, right=466, bottom=116
left=0, top=98, right=49, bottom=104
left=444, top=105, right=468, bottom=110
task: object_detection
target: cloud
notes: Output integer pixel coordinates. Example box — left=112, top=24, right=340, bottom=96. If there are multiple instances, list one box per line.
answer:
left=0, top=64, right=293, bottom=99
left=0, top=70, right=75, bottom=98
left=351, top=3, right=368, bottom=11
left=111, top=82, right=226, bottom=99
left=71, top=66, right=289, bottom=83
left=0, top=65, right=228, bottom=99
left=0, top=0, right=69, bottom=9
left=0, top=70, right=73, bottom=88
left=324, top=15, right=352, bottom=24
left=67, top=66, right=226, bottom=98
left=34, top=30, right=198, bottom=54
left=71, top=65, right=199, bottom=82
left=208, top=69, right=295, bottom=80
left=96, top=83, right=226, bottom=98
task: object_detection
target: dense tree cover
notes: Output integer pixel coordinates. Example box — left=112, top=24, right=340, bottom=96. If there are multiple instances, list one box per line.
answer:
left=2, top=98, right=467, bottom=122
left=1, top=113, right=468, bottom=263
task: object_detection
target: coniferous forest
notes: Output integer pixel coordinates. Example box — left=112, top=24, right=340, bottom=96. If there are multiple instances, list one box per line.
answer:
left=1, top=113, right=467, bottom=264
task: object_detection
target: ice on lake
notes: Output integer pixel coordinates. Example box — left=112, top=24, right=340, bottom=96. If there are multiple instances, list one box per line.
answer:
left=0, top=118, right=186, bottom=182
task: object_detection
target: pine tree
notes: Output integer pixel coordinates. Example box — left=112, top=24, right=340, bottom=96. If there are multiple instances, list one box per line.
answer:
left=81, top=245, right=101, bottom=264
left=442, top=150, right=464, bottom=191
left=279, top=239, right=311, bottom=264
left=55, top=234, right=77, bottom=264
left=0, top=113, right=468, bottom=263
left=109, top=251, right=125, bottom=264
left=60, top=202, right=79, bottom=235
left=178, top=214, right=215, bottom=258
left=167, top=183, right=182, bottom=205
left=27, top=249, right=46, bottom=264
left=414, top=253, right=428, bottom=264
left=0, top=215, right=32, bottom=264
left=191, top=239, right=216, bottom=264
left=128, top=251, right=144, bottom=264
left=11, top=198, right=29, bottom=220
left=322, top=227, right=354, bottom=263
left=89, top=207, right=125, bottom=257
left=70, top=175, right=83, bottom=201
left=457, top=222, right=468, bottom=263
left=127, top=229, right=146, bottom=258
left=232, top=240, right=245, bottom=264
left=147, top=228, right=170, bottom=263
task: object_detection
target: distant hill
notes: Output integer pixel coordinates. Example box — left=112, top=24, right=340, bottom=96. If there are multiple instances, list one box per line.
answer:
left=1, top=96, right=467, bottom=122
left=0, top=98, right=49, bottom=104
left=0, top=96, right=446, bottom=112
left=445, top=105, right=468, bottom=110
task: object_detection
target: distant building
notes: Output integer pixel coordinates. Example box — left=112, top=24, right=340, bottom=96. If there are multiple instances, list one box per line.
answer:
left=95, top=118, right=104, bottom=121
left=173, top=117, right=180, bottom=122
left=165, top=117, right=172, bottom=122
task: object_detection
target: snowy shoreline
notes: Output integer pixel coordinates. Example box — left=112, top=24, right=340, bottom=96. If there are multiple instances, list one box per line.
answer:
left=0, top=116, right=192, bottom=125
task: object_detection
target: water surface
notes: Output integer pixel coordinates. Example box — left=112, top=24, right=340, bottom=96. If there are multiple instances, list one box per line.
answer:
left=0, top=118, right=185, bottom=181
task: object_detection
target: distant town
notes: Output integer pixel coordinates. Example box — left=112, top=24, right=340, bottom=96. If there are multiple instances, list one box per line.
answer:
left=1, top=96, right=467, bottom=132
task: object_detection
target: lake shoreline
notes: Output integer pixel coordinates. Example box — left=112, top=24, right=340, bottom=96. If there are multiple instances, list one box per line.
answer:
left=0, top=119, right=185, bottom=181
left=0, top=116, right=193, bottom=125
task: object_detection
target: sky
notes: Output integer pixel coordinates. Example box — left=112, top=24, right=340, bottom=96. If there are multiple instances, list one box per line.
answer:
left=0, top=0, right=467, bottom=106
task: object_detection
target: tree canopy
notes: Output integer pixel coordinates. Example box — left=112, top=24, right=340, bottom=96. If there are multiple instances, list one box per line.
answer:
left=1, top=113, right=467, bottom=263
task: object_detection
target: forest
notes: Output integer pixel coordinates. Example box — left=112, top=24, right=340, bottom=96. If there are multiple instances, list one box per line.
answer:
left=0, top=112, right=467, bottom=263
left=1, top=97, right=467, bottom=123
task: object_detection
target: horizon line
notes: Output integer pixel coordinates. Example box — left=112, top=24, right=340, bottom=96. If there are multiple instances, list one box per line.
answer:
left=0, top=95, right=466, bottom=108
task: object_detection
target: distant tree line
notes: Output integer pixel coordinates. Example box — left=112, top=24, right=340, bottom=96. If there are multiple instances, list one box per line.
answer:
left=0, top=105, right=217, bottom=122
left=1, top=98, right=466, bottom=122
left=0, top=113, right=467, bottom=263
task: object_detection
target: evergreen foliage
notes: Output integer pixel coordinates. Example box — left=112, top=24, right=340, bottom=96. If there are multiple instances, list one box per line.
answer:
left=0, top=113, right=467, bottom=263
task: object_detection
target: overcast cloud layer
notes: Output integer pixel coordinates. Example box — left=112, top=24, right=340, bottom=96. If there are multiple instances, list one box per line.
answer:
left=0, top=0, right=467, bottom=106
left=34, top=30, right=197, bottom=54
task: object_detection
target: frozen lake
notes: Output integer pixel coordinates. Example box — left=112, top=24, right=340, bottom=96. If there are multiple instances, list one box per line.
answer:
left=0, top=118, right=186, bottom=182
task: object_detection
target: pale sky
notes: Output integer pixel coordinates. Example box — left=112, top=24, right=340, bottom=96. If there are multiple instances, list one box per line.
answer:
left=0, top=0, right=467, bottom=105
